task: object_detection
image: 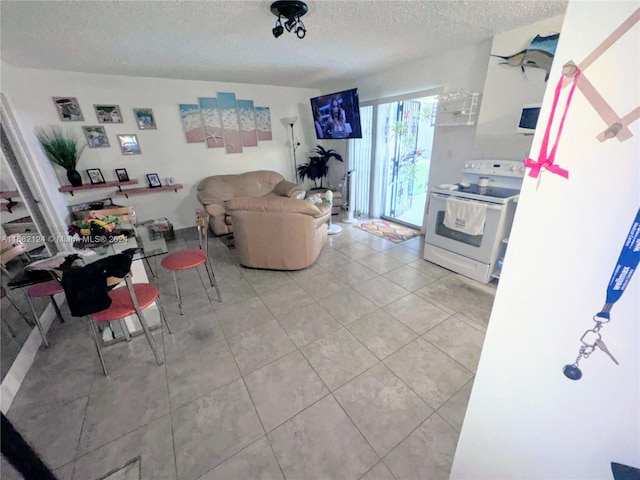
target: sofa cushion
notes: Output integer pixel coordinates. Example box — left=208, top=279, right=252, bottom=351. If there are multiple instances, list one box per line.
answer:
left=226, top=195, right=328, bottom=218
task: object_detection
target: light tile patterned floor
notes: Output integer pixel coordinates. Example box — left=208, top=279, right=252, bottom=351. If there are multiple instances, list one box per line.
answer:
left=3, top=223, right=497, bottom=480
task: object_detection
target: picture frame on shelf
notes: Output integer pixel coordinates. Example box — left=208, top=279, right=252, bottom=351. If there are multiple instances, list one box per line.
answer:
left=82, top=126, right=110, bottom=148
left=133, top=108, right=157, bottom=130
left=52, top=97, right=84, bottom=122
left=117, top=134, right=141, bottom=155
left=164, top=177, right=175, bottom=186
left=86, top=168, right=106, bottom=185
left=146, top=173, right=161, bottom=188
left=115, top=168, right=130, bottom=182
left=94, top=104, right=123, bottom=123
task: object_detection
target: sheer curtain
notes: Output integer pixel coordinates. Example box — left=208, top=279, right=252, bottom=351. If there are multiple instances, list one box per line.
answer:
left=348, top=105, right=373, bottom=217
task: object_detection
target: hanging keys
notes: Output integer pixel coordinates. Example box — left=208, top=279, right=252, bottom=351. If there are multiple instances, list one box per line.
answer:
left=595, top=338, right=619, bottom=365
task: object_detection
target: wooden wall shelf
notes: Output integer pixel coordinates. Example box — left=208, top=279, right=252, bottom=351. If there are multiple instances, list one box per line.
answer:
left=59, top=180, right=139, bottom=196
left=115, top=184, right=183, bottom=198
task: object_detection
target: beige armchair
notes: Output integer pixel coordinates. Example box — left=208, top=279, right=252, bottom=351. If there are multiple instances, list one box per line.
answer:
left=196, top=170, right=302, bottom=236
left=227, top=196, right=330, bottom=270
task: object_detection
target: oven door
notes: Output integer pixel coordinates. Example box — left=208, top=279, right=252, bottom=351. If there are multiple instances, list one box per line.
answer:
left=425, top=192, right=504, bottom=263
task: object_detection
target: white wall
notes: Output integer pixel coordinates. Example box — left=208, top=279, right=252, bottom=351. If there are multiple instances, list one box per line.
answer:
left=473, top=15, right=565, bottom=160
left=451, top=2, right=639, bottom=478
left=1, top=62, right=320, bottom=230
left=320, top=39, right=492, bottom=192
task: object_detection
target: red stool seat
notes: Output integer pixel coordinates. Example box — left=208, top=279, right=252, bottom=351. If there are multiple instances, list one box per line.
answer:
left=26, top=280, right=64, bottom=298
left=92, top=283, right=160, bottom=322
left=160, top=249, right=207, bottom=271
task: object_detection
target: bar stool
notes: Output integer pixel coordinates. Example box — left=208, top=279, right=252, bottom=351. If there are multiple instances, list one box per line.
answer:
left=59, top=251, right=173, bottom=376
left=160, top=210, right=221, bottom=315
left=0, top=238, right=65, bottom=348
left=89, top=274, right=172, bottom=375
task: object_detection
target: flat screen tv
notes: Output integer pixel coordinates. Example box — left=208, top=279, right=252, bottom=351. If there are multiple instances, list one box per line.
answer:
left=310, top=88, right=362, bottom=139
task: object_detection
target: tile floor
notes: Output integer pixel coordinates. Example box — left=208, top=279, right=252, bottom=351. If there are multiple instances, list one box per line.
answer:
left=2, top=223, right=497, bottom=480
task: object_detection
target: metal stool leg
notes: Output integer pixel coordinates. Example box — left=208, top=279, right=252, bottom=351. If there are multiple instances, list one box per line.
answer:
left=25, top=294, right=49, bottom=348
left=144, top=257, right=156, bottom=278
left=118, top=319, right=132, bottom=342
left=2, top=318, right=18, bottom=338
left=6, top=292, right=33, bottom=327
left=155, top=296, right=172, bottom=334
left=171, top=271, right=183, bottom=315
left=49, top=296, right=65, bottom=323
left=88, top=319, right=108, bottom=376
left=125, top=278, right=163, bottom=366
left=205, top=259, right=222, bottom=302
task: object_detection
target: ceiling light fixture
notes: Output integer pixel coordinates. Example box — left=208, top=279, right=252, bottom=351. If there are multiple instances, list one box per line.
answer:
left=270, top=0, right=308, bottom=39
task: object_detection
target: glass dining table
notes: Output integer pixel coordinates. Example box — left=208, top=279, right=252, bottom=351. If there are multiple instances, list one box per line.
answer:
left=8, top=219, right=171, bottom=344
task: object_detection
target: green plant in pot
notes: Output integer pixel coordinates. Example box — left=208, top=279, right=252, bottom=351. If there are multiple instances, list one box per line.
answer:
left=296, top=145, right=343, bottom=190
left=35, top=126, right=86, bottom=187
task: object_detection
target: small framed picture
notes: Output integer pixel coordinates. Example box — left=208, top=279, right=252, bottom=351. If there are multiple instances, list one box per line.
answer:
left=146, top=173, right=161, bottom=188
left=164, top=177, right=175, bottom=186
left=94, top=104, right=123, bottom=123
left=82, top=126, right=110, bottom=148
left=86, top=168, right=106, bottom=185
left=115, top=168, right=130, bottom=182
left=52, top=97, right=84, bottom=121
left=133, top=108, right=157, bottom=130
left=117, top=134, right=141, bottom=155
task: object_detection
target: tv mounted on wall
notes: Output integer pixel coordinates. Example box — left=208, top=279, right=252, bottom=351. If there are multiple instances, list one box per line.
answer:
left=310, top=88, right=362, bottom=140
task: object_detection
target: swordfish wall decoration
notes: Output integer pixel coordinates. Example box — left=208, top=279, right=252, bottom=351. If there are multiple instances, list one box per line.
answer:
left=491, top=33, right=560, bottom=82
left=178, top=93, right=272, bottom=153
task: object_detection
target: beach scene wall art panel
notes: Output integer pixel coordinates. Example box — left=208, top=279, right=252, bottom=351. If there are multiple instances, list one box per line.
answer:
left=255, top=107, right=273, bottom=141
left=198, top=97, right=224, bottom=149
left=179, top=104, right=204, bottom=143
left=217, top=92, right=243, bottom=154
left=237, top=99, right=258, bottom=147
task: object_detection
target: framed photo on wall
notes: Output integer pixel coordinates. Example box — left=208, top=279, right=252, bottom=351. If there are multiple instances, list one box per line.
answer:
left=117, top=134, right=141, bottom=155
left=94, top=104, right=123, bottom=123
left=86, top=168, right=106, bottom=185
left=52, top=97, right=84, bottom=121
left=146, top=173, right=161, bottom=188
left=82, top=126, right=110, bottom=148
left=115, top=168, right=130, bottom=182
left=133, top=108, right=157, bottom=130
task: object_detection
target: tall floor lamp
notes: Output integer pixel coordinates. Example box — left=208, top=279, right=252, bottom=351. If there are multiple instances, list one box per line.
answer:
left=283, top=116, right=300, bottom=181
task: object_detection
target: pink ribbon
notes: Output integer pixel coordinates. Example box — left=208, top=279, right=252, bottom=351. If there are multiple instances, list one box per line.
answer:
left=524, top=67, right=581, bottom=179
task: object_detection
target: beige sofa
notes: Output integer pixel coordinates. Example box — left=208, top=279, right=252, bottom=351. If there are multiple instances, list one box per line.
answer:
left=197, top=170, right=302, bottom=236
left=227, top=196, right=330, bottom=270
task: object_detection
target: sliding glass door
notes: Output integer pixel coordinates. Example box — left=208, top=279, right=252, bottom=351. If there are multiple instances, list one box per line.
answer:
left=347, top=91, right=438, bottom=228
left=378, top=95, right=437, bottom=228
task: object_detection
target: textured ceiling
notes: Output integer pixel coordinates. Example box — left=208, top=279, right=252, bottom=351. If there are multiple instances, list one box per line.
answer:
left=0, top=0, right=567, bottom=89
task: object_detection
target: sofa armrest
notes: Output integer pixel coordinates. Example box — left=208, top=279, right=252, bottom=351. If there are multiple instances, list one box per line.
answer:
left=203, top=202, right=225, bottom=217
left=273, top=180, right=302, bottom=198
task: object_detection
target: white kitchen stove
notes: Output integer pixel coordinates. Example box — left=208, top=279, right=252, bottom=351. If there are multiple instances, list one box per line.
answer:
left=424, top=159, right=525, bottom=283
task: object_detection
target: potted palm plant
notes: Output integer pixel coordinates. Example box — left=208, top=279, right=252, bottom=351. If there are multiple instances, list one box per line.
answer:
left=35, top=126, right=86, bottom=186
left=296, top=145, right=343, bottom=190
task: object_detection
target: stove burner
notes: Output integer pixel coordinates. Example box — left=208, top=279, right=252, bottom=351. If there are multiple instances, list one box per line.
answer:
left=457, top=185, right=520, bottom=199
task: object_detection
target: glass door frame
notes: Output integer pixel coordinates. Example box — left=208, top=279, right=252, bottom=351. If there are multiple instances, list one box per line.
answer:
left=359, top=87, right=441, bottom=228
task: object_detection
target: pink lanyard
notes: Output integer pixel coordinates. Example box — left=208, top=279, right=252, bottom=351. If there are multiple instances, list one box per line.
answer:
left=524, top=68, right=581, bottom=179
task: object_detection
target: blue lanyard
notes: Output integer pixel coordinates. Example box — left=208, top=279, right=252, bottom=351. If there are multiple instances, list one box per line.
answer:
left=564, top=207, right=640, bottom=380
left=596, top=207, right=640, bottom=320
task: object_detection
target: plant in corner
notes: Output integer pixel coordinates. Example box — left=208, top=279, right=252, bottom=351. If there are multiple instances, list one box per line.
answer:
left=35, top=126, right=87, bottom=187
left=296, top=145, right=343, bottom=190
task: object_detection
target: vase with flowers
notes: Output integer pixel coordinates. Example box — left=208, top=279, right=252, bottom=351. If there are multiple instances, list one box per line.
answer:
left=35, top=126, right=86, bottom=187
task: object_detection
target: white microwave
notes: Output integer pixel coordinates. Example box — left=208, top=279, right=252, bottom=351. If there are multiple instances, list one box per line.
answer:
left=517, top=103, right=542, bottom=135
